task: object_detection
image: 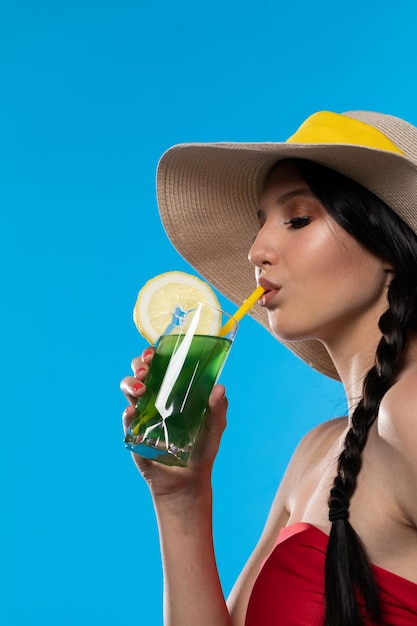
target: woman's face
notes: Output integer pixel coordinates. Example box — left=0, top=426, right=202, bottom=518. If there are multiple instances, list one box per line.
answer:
left=248, top=161, right=392, bottom=346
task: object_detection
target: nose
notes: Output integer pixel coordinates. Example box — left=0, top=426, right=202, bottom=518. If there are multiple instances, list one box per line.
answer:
left=248, top=226, right=279, bottom=269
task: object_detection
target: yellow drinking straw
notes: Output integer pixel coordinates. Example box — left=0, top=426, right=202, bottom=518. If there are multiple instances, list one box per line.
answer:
left=219, top=285, right=266, bottom=337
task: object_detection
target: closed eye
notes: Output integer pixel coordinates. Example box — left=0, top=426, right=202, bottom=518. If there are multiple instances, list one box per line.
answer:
left=284, top=216, right=311, bottom=229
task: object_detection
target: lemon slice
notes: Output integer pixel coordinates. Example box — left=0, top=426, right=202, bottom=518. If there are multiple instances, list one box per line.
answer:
left=133, top=271, right=222, bottom=343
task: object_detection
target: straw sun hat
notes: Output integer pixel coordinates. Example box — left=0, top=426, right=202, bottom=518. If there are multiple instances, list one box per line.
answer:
left=156, top=110, right=417, bottom=380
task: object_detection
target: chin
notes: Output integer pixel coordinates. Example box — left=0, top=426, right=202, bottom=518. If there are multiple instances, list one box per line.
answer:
left=270, top=326, right=304, bottom=342
left=269, top=320, right=317, bottom=343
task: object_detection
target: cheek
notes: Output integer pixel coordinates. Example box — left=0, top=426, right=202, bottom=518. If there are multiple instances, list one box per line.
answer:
left=292, top=229, right=342, bottom=280
left=310, top=228, right=361, bottom=278
left=291, top=234, right=368, bottom=305
left=318, top=239, right=387, bottom=309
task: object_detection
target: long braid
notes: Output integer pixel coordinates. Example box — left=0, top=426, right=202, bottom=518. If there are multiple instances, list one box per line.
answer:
left=323, top=273, right=413, bottom=626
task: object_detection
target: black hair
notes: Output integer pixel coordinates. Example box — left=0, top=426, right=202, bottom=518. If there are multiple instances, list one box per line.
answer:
left=270, top=159, right=417, bottom=625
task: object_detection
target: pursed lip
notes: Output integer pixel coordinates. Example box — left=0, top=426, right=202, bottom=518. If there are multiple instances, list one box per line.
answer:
left=257, top=278, right=281, bottom=307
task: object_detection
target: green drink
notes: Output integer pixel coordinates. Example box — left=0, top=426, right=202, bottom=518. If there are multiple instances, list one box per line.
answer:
left=124, top=304, right=237, bottom=466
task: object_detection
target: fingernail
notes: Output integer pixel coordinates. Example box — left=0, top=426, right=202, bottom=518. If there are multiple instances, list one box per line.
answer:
left=132, top=381, right=144, bottom=393
left=135, top=367, right=147, bottom=377
left=142, top=349, right=154, bottom=363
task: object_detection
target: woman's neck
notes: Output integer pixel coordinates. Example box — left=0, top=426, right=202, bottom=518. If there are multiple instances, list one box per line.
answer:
left=326, top=326, right=417, bottom=418
left=322, top=311, right=384, bottom=417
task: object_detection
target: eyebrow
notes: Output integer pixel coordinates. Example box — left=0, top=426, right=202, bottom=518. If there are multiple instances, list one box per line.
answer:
left=257, top=186, right=315, bottom=220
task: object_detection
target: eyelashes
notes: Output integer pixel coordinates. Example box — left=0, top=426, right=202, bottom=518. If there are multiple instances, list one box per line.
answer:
left=250, top=215, right=311, bottom=244
left=283, top=216, right=311, bottom=229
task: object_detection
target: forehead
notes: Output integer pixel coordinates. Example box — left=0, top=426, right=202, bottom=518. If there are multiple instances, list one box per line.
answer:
left=259, top=161, right=315, bottom=212
left=263, top=160, right=307, bottom=191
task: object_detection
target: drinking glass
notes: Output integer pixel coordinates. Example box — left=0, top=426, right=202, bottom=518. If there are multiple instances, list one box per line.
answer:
left=124, top=303, right=238, bottom=466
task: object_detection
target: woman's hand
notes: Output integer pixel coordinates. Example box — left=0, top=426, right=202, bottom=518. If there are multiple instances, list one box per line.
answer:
left=120, top=348, right=228, bottom=500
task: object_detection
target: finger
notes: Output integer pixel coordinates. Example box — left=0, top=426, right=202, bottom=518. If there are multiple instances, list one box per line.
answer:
left=190, top=385, right=228, bottom=466
left=130, top=348, right=155, bottom=374
left=122, top=405, right=136, bottom=433
left=209, top=384, right=227, bottom=410
left=207, top=384, right=228, bottom=436
left=133, top=364, right=149, bottom=380
left=120, top=375, right=147, bottom=405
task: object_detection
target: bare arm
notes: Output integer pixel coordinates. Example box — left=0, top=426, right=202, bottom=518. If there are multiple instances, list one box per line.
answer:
left=154, top=481, right=231, bottom=625
left=121, top=354, right=232, bottom=626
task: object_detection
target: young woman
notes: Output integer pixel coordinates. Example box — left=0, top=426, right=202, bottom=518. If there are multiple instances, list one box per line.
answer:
left=121, top=110, right=417, bottom=625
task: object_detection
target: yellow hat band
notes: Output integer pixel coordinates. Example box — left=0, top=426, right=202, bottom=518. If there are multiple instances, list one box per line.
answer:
left=286, top=110, right=404, bottom=155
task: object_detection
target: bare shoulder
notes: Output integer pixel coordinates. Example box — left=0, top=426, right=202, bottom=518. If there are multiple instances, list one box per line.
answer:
left=260, top=416, right=348, bottom=528
left=227, top=416, right=347, bottom=625
left=377, top=370, right=417, bottom=526
left=378, top=369, right=417, bottom=464
left=297, top=415, right=347, bottom=448
left=285, top=416, right=347, bottom=477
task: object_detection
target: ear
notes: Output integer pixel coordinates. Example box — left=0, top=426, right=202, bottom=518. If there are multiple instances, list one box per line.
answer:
left=384, top=266, right=395, bottom=287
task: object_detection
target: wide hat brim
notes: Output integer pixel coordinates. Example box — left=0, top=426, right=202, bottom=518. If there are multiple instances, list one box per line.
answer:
left=156, top=117, right=417, bottom=380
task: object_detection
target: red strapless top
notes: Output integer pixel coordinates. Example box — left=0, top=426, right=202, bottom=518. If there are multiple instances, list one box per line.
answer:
left=245, top=522, right=417, bottom=625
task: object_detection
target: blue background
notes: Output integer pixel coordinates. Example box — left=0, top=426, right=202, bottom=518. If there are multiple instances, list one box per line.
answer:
left=2, top=1, right=416, bottom=624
